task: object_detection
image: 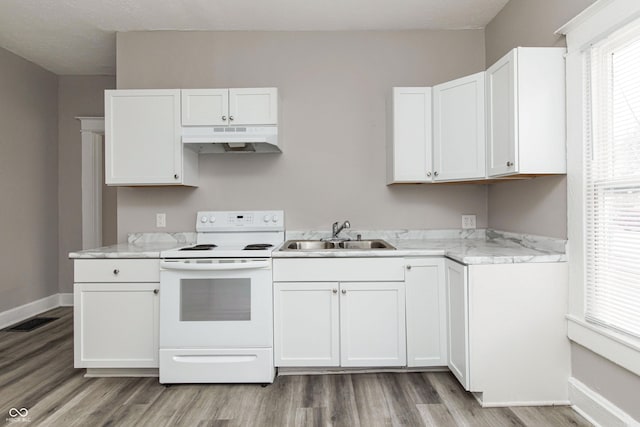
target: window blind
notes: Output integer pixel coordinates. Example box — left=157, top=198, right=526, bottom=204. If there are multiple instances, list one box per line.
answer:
left=585, top=18, right=640, bottom=339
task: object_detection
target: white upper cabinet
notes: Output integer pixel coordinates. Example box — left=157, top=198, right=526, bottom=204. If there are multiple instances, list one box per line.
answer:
left=181, top=88, right=278, bottom=126
left=229, top=88, right=278, bottom=125
left=181, top=89, right=229, bottom=126
left=486, top=47, right=566, bottom=177
left=433, top=72, right=486, bottom=181
left=105, top=89, right=198, bottom=186
left=387, top=87, right=433, bottom=183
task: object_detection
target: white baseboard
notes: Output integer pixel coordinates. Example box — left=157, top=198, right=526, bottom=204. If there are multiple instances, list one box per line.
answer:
left=569, top=377, right=640, bottom=427
left=0, top=293, right=74, bottom=330
left=58, top=293, right=74, bottom=306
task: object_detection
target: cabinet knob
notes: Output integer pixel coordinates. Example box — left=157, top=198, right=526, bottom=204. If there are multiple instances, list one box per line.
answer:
left=406, top=265, right=412, bottom=270
left=341, top=289, right=347, bottom=294
left=229, top=115, right=234, bottom=121
left=222, top=115, right=227, bottom=121
left=113, top=269, right=119, bottom=275
left=332, top=289, right=338, bottom=294
left=426, top=171, right=432, bottom=177
left=174, top=174, right=179, bottom=179
left=434, top=171, right=439, bottom=177
left=153, top=289, right=159, bottom=295
left=506, top=161, right=513, bottom=167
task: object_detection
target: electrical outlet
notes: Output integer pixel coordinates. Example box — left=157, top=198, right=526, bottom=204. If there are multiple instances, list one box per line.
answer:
left=156, top=213, right=166, bottom=228
left=462, top=214, right=476, bottom=229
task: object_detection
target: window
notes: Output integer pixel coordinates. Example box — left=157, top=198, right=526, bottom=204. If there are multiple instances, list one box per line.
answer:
left=585, top=18, right=640, bottom=339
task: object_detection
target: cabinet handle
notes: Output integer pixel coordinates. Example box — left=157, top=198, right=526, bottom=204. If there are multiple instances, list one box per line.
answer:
left=434, top=171, right=439, bottom=177
left=506, top=161, right=513, bottom=167
left=174, top=174, right=179, bottom=179
left=222, top=115, right=227, bottom=121
left=332, top=289, right=338, bottom=294
left=426, top=171, right=432, bottom=177
left=341, top=289, right=347, bottom=294
left=229, top=115, right=234, bottom=121
left=113, top=269, right=119, bottom=275
left=406, top=265, right=412, bottom=270
left=153, top=289, right=159, bottom=295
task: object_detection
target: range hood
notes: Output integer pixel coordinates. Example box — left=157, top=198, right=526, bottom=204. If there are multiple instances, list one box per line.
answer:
left=182, top=126, right=280, bottom=153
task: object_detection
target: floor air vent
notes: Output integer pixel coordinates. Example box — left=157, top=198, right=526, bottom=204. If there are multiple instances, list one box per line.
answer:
left=6, top=317, right=57, bottom=332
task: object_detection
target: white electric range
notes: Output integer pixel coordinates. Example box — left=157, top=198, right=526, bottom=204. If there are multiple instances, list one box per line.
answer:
left=158, top=210, right=284, bottom=384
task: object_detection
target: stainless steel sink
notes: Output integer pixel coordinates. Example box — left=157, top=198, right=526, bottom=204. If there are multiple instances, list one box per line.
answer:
left=281, top=239, right=395, bottom=251
left=337, top=239, right=395, bottom=249
left=284, top=241, right=338, bottom=250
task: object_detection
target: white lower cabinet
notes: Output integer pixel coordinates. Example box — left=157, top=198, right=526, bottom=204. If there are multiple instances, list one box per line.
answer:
left=445, top=259, right=469, bottom=389
left=340, top=282, right=406, bottom=367
left=74, top=282, right=159, bottom=368
left=444, top=258, right=570, bottom=406
left=73, top=259, right=160, bottom=369
left=273, top=282, right=340, bottom=367
left=273, top=257, right=408, bottom=368
left=274, top=280, right=406, bottom=368
left=406, top=258, right=447, bottom=367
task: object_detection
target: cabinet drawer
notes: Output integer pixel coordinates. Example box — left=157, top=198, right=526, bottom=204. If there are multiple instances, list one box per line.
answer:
left=273, top=258, right=405, bottom=282
left=74, top=259, right=160, bottom=283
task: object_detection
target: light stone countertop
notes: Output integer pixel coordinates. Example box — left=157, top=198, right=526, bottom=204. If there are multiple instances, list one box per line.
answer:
left=69, top=229, right=566, bottom=265
left=68, top=232, right=195, bottom=259
left=273, top=229, right=567, bottom=265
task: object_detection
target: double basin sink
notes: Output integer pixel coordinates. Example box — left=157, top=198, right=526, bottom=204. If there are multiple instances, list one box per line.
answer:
left=281, top=239, right=396, bottom=251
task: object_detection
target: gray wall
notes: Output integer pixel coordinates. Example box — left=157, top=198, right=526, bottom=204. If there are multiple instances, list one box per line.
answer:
left=484, top=0, right=594, bottom=239
left=572, top=343, right=640, bottom=421
left=486, top=0, right=639, bottom=421
left=115, top=31, right=489, bottom=239
left=58, top=75, right=116, bottom=294
left=0, top=47, right=59, bottom=313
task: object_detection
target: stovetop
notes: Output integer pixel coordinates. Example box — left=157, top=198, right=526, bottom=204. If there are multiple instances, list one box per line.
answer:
left=161, top=210, right=284, bottom=259
left=164, top=243, right=280, bottom=259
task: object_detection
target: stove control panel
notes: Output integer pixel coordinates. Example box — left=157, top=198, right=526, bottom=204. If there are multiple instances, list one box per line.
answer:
left=196, top=210, right=284, bottom=232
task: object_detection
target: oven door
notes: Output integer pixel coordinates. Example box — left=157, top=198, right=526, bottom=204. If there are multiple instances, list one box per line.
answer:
left=159, top=258, right=272, bottom=348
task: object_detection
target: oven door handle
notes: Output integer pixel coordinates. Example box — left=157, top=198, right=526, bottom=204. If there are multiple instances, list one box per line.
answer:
left=160, top=260, right=270, bottom=271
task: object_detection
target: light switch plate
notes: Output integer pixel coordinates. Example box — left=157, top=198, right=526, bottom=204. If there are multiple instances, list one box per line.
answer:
left=156, top=213, right=166, bottom=228
left=462, top=214, right=476, bottom=229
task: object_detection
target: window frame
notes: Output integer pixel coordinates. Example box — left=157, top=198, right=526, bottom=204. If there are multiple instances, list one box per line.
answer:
left=560, top=0, right=640, bottom=376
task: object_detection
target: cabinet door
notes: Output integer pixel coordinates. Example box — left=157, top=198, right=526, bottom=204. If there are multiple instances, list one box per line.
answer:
left=388, top=87, right=432, bottom=183
left=486, top=50, right=518, bottom=177
left=340, top=282, right=406, bottom=367
left=105, top=89, right=182, bottom=185
left=433, top=72, right=486, bottom=181
left=228, top=88, right=278, bottom=125
left=274, top=282, right=339, bottom=367
left=445, top=259, right=470, bottom=390
left=74, top=282, right=159, bottom=368
left=181, top=89, right=229, bottom=126
left=405, top=258, right=447, bottom=367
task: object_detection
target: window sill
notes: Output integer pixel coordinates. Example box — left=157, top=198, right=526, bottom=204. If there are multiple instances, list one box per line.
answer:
left=567, top=315, right=640, bottom=376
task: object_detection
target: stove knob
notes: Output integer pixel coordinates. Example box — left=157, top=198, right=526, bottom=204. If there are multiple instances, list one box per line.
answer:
left=200, top=216, right=208, bottom=223
left=272, top=215, right=279, bottom=223
left=263, top=215, right=270, bottom=223
left=209, top=216, right=216, bottom=223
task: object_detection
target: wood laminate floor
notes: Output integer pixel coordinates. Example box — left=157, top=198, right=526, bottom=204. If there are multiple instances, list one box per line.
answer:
left=0, top=308, right=591, bottom=427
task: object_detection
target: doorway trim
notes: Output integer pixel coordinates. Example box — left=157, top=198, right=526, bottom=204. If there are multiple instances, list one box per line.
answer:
left=77, top=117, right=105, bottom=250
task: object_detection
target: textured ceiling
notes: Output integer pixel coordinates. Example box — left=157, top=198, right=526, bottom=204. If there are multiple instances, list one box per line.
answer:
left=0, top=0, right=509, bottom=75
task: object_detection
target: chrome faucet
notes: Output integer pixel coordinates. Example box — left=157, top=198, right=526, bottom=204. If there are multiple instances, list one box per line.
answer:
left=332, top=220, right=351, bottom=239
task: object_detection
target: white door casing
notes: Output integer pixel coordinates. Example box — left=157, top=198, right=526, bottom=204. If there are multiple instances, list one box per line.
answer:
left=77, top=116, right=105, bottom=250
